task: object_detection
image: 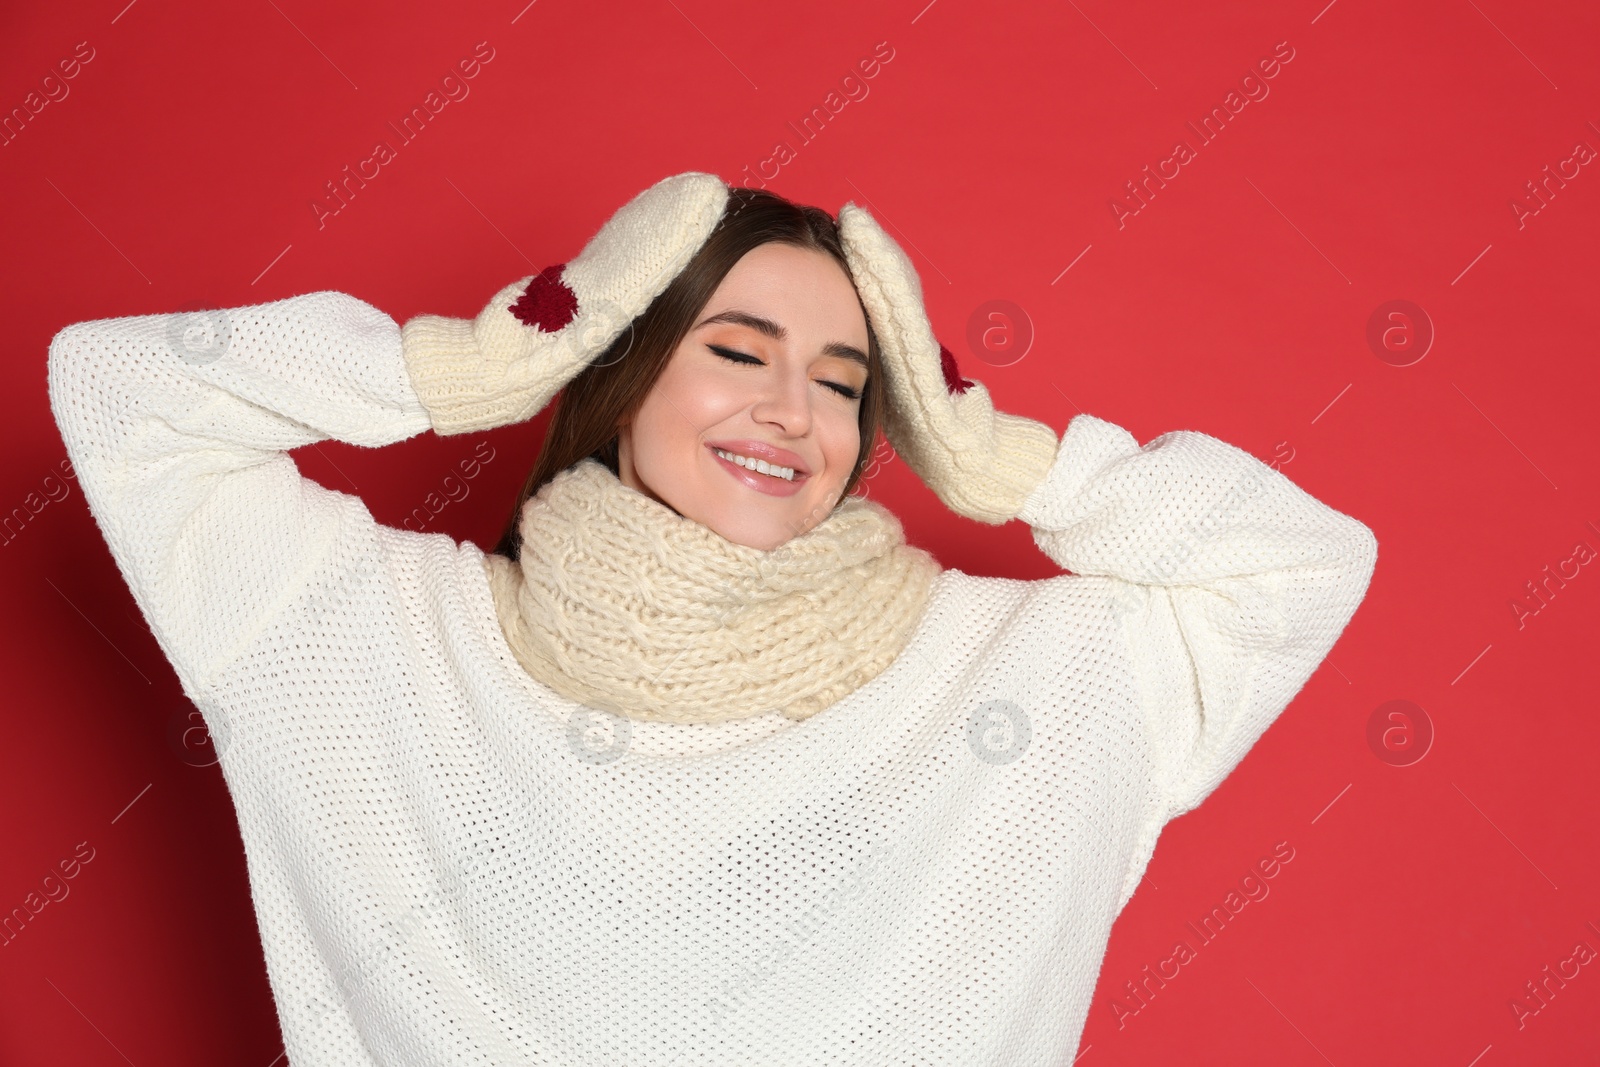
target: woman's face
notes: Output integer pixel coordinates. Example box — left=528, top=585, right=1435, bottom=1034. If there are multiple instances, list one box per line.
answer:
left=615, top=241, right=871, bottom=551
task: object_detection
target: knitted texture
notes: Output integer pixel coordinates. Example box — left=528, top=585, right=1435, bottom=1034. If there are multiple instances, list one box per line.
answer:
left=399, top=171, right=729, bottom=435
left=481, top=457, right=941, bottom=725
left=838, top=201, right=1062, bottom=525
left=47, top=290, right=1377, bottom=1066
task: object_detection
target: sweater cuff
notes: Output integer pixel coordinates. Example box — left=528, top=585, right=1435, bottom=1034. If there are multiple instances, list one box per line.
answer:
left=1016, top=413, right=1142, bottom=532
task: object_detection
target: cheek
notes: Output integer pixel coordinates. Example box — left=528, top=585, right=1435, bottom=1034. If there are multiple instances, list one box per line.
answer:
left=820, top=409, right=862, bottom=475
left=632, top=373, right=721, bottom=456
left=651, top=363, right=751, bottom=442
left=631, top=395, right=687, bottom=465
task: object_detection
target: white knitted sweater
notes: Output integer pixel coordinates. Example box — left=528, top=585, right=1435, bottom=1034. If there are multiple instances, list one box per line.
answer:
left=47, top=290, right=1377, bottom=1066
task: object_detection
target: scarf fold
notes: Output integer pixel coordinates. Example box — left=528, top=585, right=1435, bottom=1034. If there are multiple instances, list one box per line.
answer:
left=481, top=457, right=943, bottom=725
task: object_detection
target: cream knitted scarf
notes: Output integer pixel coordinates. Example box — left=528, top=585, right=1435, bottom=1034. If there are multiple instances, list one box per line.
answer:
left=481, top=457, right=943, bottom=725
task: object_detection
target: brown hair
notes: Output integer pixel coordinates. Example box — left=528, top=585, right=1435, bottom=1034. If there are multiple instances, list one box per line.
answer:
left=490, top=186, right=888, bottom=561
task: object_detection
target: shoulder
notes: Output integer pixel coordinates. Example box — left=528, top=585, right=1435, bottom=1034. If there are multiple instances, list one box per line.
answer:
left=926, top=566, right=1135, bottom=653
left=933, top=564, right=1114, bottom=611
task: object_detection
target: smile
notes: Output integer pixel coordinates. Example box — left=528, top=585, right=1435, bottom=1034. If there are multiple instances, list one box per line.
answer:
left=707, top=444, right=809, bottom=497
left=712, top=447, right=796, bottom=481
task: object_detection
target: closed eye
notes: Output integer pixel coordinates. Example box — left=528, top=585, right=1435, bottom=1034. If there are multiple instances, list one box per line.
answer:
left=707, top=345, right=861, bottom=401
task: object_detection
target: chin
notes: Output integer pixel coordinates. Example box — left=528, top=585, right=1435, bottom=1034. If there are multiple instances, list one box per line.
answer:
left=715, top=496, right=814, bottom=550
left=703, top=510, right=789, bottom=552
left=646, top=459, right=830, bottom=550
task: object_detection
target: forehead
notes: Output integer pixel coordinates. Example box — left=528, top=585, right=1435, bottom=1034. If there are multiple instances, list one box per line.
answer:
left=703, top=243, right=869, bottom=346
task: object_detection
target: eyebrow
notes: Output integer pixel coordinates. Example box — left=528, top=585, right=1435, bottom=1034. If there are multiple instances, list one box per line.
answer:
left=695, top=309, right=870, bottom=370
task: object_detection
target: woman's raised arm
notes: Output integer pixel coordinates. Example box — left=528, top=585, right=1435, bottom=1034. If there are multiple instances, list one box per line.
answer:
left=1015, top=412, right=1379, bottom=821
left=45, top=174, right=731, bottom=701
left=47, top=290, right=434, bottom=699
left=835, top=202, right=1377, bottom=823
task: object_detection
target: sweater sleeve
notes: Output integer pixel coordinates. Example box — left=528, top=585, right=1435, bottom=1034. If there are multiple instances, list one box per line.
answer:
left=1014, top=413, right=1378, bottom=820
left=46, top=290, right=435, bottom=698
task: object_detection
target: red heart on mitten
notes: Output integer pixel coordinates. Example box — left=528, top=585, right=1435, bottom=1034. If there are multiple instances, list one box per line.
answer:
left=509, top=263, right=579, bottom=332
left=939, top=344, right=974, bottom=395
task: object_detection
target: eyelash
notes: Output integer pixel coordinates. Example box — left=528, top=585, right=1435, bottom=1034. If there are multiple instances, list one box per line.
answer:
left=708, top=345, right=862, bottom=401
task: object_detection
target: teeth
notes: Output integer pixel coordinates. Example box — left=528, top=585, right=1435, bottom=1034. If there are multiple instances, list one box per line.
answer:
left=714, top=448, right=797, bottom=481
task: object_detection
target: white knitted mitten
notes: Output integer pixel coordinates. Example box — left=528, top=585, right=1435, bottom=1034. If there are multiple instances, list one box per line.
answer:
left=401, top=171, right=730, bottom=436
left=837, top=202, right=1060, bottom=525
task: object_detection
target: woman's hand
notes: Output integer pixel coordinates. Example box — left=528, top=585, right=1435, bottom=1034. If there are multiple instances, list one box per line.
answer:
left=838, top=203, right=1060, bottom=525
left=400, top=171, right=730, bottom=436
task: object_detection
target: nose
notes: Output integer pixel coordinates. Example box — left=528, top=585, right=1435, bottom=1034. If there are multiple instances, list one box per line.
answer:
left=749, top=364, right=813, bottom=438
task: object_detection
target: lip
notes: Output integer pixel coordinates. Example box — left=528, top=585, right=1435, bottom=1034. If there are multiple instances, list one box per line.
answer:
left=706, top=441, right=810, bottom=497
left=706, top=439, right=811, bottom=476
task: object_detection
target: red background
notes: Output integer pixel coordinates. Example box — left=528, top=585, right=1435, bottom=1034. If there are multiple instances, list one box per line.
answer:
left=4, top=0, right=1598, bottom=1063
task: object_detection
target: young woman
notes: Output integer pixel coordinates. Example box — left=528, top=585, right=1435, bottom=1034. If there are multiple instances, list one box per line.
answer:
left=48, top=171, right=1377, bottom=1065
